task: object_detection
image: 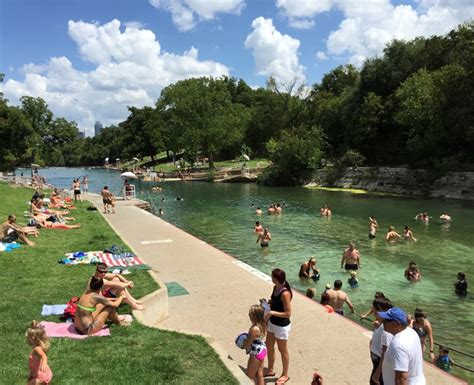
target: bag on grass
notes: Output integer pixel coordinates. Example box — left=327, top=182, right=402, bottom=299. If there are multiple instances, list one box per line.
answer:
left=60, top=297, right=79, bottom=321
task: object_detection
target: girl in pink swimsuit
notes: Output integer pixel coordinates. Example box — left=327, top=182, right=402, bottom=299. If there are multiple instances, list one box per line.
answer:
left=26, top=321, right=53, bottom=385
left=243, top=304, right=267, bottom=385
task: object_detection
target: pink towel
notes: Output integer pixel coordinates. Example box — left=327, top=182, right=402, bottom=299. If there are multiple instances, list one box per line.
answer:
left=40, top=321, right=110, bottom=339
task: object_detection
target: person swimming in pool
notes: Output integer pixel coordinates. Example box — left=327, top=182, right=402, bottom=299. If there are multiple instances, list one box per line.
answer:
left=256, top=227, right=272, bottom=248
left=299, top=257, right=320, bottom=280
left=368, top=216, right=378, bottom=239
left=386, top=226, right=401, bottom=243
left=403, top=226, right=417, bottom=241
left=255, top=207, right=263, bottom=216
left=254, top=221, right=264, bottom=235
left=415, top=211, right=431, bottom=224
left=439, top=212, right=452, bottom=223
left=404, top=262, right=421, bottom=282
left=341, top=241, right=360, bottom=270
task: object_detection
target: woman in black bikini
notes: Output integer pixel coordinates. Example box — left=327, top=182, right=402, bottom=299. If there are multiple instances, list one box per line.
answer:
left=256, top=228, right=272, bottom=248
left=411, top=308, right=435, bottom=361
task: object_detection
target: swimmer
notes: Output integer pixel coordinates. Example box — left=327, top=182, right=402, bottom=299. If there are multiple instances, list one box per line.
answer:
left=299, top=257, right=320, bottom=280
left=341, top=241, right=360, bottom=270
left=368, top=216, right=378, bottom=239
left=347, top=271, right=359, bottom=288
left=320, top=204, right=328, bottom=216
left=415, top=211, right=431, bottom=224
left=306, top=288, right=316, bottom=299
left=256, top=227, right=271, bottom=248
left=255, top=207, right=263, bottom=216
left=403, top=226, right=417, bottom=241
left=386, top=226, right=401, bottom=243
left=275, top=203, right=282, bottom=214
left=440, top=212, right=452, bottom=223
left=326, top=207, right=332, bottom=216
left=454, top=272, right=468, bottom=296
left=267, top=204, right=275, bottom=215
left=254, top=221, right=264, bottom=235
left=404, top=261, right=421, bottom=282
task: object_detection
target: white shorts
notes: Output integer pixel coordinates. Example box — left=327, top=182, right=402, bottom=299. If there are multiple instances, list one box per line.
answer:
left=267, top=319, right=291, bottom=340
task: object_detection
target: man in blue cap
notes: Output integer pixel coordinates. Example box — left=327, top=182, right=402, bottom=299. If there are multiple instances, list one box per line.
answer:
left=378, top=307, right=425, bottom=385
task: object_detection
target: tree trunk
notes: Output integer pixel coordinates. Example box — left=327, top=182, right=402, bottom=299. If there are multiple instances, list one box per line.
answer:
left=208, top=152, right=214, bottom=170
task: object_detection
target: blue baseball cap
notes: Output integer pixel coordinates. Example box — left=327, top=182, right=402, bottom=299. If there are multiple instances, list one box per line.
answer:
left=378, top=308, right=407, bottom=325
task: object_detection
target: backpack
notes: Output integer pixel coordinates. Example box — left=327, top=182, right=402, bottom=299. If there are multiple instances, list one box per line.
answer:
left=60, top=296, right=79, bottom=321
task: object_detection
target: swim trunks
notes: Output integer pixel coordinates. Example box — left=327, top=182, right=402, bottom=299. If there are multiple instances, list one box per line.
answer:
left=368, top=234, right=376, bottom=239
left=344, top=263, right=358, bottom=270
left=261, top=243, right=269, bottom=248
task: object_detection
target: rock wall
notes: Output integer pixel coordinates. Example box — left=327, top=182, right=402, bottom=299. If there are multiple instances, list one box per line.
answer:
left=309, top=167, right=474, bottom=200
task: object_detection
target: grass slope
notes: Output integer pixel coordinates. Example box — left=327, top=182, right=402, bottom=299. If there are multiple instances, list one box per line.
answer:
left=0, top=183, right=237, bottom=385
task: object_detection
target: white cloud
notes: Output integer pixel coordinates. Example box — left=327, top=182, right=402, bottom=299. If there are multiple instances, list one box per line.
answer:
left=3, top=19, right=229, bottom=135
left=276, top=0, right=474, bottom=65
left=315, top=51, right=327, bottom=61
left=149, top=0, right=244, bottom=31
left=245, top=17, right=306, bottom=85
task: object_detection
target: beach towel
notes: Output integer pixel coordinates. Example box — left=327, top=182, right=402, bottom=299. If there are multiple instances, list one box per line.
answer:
left=59, top=251, right=148, bottom=269
left=41, top=304, right=67, bottom=316
left=39, top=321, right=110, bottom=339
left=0, top=242, right=22, bottom=252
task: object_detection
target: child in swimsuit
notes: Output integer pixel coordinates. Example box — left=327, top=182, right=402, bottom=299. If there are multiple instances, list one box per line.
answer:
left=435, top=346, right=453, bottom=372
left=26, top=320, right=53, bottom=385
left=243, top=304, right=267, bottom=385
left=348, top=271, right=359, bottom=288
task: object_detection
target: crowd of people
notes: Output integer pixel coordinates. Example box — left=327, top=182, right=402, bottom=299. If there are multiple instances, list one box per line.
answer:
left=242, top=203, right=468, bottom=385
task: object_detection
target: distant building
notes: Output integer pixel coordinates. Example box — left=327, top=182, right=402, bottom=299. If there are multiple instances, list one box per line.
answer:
left=94, top=121, right=103, bottom=136
left=77, top=131, right=85, bottom=139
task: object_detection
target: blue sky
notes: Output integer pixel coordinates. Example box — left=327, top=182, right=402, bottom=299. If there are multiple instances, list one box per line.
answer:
left=1, top=0, right=473, bottom=135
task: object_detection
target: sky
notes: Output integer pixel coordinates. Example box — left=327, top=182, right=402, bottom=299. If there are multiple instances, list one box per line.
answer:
left=1, top=0, right=473, bottom=136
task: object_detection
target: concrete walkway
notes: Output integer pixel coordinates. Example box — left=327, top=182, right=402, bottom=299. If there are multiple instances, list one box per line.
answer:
left=88, top=194, right=466, bottom=385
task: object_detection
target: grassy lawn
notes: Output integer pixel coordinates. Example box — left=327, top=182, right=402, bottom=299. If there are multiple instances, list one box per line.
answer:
left=153, top=158, right=270, bottom=173
left=0, top=183, right=237, bottom=385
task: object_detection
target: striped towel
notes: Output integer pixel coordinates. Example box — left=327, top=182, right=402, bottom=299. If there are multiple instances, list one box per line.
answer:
left=97, top=252, right=145, bottom=268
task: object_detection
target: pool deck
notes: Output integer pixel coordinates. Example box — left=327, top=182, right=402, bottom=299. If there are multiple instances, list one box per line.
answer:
left=87, top=194, right=466, bottom=385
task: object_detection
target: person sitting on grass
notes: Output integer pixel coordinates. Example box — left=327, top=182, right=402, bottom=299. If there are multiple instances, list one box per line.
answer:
left=49, top=189, right=75, bottom=209
left=74, top=276, right=130, bottom=335
left=36, top=218, right=81, bottom=230
left=1, top=214, right=35, bottom=246
left=30, top=197, right=69, bottom=217
left=93, top=263, right=144, bottom=310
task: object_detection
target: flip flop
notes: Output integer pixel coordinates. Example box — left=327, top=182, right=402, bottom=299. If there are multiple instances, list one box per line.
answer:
left=276, top=376, right=290, bottom=385
left=263, top=371, right=276, bottom=378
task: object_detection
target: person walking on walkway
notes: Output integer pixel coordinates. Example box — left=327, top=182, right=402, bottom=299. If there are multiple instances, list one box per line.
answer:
left=379, top=307, right=426, bottom=385
left=264, top=268, right=292, bottom=385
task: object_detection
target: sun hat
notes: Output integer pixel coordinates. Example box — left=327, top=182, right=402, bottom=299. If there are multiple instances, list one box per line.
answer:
left=378, top=307, right=407, bottom=325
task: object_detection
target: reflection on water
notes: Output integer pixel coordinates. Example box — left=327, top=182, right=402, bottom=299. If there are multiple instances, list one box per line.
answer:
left=23, top=167, right=474, bottom=381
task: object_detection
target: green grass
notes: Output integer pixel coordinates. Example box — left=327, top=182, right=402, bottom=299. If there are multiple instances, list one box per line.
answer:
left=153, top=158, right=270, bottom=172
left=0, top=183, right=238, bottom=385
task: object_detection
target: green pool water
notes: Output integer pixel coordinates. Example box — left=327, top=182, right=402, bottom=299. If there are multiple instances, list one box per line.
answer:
left=137, top=181, right=474, bottom=381
left=25, top=168, right=474, bottom=381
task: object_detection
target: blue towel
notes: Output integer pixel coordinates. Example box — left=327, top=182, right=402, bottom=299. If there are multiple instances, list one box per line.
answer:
left=4, top=243, right=21, bottom=252
left=42, top=304, right=67, bottom=316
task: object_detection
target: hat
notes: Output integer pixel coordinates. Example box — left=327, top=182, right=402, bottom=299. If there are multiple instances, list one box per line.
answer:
left=325, top=284, right=331, bottom=290
left=378, top=308, right=407, bottom=325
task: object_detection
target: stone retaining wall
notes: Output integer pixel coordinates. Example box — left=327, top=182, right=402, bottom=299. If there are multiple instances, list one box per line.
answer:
left=309, top=167, right=474, bottom=200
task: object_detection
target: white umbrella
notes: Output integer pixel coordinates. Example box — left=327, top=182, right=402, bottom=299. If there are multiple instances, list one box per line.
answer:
left=242, top=154, right=250, bottom=161
left=120, top=171, right=138, bottom=179
left=31, top=163, right=40, bottom=168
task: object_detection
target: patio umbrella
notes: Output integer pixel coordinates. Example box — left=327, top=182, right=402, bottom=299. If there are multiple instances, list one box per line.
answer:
left=120, top=171, right=138, bottom=179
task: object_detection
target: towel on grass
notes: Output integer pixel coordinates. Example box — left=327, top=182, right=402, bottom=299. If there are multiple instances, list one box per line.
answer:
left=39, top=321, right=110, bottom=339
left=59, top=251, right=148, bottom=270
left=0, top=242, right=22, bottom=252
left=42, top=304, right=67, bottom=316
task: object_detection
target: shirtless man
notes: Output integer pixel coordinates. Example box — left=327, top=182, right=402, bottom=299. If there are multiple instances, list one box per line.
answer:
left=275, top=203, right=282, bottom=214
left=386, top=226, right=401, bottom=243
left=1, top=214, right=35, bottom=246
left=341, top=241, right=360, bottom=270
left=268, top=204, right=276, bottom=215
left=255, top=207, right=263, bottom=215
left=415, top=211, right=430, bottom=224
left=93, top=263, right=144, bottom=310
left=368, top=216, right=378, bottom=239
left=326, top=280, right=355, bottom=315
left=440, top=212, right=452, bottom=223
left=101, top=186, right=114, bottom=214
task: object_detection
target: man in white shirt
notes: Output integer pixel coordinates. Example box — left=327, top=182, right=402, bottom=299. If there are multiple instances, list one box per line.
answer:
left=379, top=307, right=426, bottom=385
